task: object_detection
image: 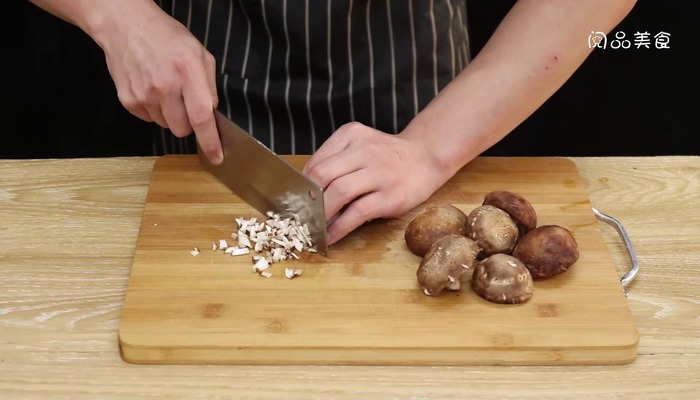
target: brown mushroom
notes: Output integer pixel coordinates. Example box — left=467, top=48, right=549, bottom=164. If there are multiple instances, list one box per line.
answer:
left=483, top=190, right=537, bottom=235
left=471, top=253, right=534, bottom=304
left=417, top=234, right=480, bottom=296
left=405, top=204, right=469, bottom=257
left=466, top=205, right=519, bottom=258
left=512, top=224, right=579, bottom=279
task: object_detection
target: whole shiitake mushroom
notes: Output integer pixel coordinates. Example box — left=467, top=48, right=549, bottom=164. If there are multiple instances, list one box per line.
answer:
left=404, top=204, right=469, bottom=257
left=416, top=234, right=480, bottom=296
left=512, top=224, right=579, bottom=279
left=466, top=205, right=519, bottom=259
left=471, top=253, right=534, bottom=304
left=483, top=190, right=537, bottom=235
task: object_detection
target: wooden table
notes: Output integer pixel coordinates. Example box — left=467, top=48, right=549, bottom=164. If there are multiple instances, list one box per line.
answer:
left=1, top=156, right=698, bottom=399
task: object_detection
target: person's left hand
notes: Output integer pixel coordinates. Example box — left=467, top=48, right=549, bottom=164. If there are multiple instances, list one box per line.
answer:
left=302, top=122, right=450, bottom=245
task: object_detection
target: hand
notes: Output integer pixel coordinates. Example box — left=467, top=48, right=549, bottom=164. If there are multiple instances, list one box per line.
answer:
left=95, top=2, right=222, bottom=163
left=303, top=122, right=450, bottom=245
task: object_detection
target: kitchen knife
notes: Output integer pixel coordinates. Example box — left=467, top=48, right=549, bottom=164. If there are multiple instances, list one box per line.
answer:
left=197, top=110, right=328, bottom=256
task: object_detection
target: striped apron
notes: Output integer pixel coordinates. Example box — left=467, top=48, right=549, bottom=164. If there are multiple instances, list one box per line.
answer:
left=154, top=0, right=471, bottom=155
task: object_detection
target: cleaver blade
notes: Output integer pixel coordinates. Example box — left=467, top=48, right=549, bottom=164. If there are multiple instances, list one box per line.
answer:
left=197, top=110, right=328, bottom=256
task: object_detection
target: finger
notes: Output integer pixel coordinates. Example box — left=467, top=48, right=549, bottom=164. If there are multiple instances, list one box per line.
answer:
left=326, top=191, right=384, bottom=245
left=161, top=93, right=193, bottom=138
left=116, top=87, right=153, bottom=123
left=118, top=67, right=169, bottom=128
left=203, top=51, right=219, bottom=109
left=302, top=122, right=358, bottom=174
left=128, top=105, right=154, bottom=123
left=144, top=103, right=168, bottom=129
left=182, top=61, right=222, bottom=164
left=323, top=168, right=378, bottom=221
left=305, top=145, right=365, bottom=190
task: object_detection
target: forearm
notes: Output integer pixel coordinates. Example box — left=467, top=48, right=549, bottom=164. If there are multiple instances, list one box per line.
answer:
left=26, top=0, right=163, bottom=48
left=400, top=0, right=637, bottom=176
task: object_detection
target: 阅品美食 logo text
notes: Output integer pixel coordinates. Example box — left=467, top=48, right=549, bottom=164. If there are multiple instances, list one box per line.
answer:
left=588, top=30, right=670, bottom=49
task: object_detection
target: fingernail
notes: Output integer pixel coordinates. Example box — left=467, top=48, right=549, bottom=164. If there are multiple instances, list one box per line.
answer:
left=212, top=152, right=224, bottom=165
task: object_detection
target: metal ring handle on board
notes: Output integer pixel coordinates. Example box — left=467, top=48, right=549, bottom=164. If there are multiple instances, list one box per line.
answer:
left=592, top=207, right=639, bottom=297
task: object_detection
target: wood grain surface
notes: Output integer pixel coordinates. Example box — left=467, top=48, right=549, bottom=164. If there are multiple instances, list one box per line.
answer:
left=119, top=156, right=638, bottom=366
left=1, top=156, right=699, bottom=399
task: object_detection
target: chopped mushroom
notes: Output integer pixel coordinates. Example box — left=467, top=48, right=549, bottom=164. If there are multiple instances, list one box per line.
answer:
left=197, top=211, right=314, bottom=279
left=284, top=268, right=303, bottom=279
left=230, top=211, right=315, bottom=261
left=237, top=232, right=252, bottom=248
left=253, top=257, right=270, bottom=273
left=226, top=247, right=250, bottom=256
left=190, top=247, right=200, bottom=256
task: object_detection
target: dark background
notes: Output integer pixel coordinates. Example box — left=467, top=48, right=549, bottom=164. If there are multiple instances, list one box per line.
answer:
left=3, top=0, right=696, bottom=159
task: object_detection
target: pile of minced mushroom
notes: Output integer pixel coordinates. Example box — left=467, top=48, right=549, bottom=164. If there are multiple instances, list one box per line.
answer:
left=192, top=210, right=316, bottom=279
left=405, top=190, right=579, bottom=304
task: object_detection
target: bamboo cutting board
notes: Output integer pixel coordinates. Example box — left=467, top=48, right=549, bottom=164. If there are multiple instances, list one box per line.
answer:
left=118, top=155, right=639, bottom=366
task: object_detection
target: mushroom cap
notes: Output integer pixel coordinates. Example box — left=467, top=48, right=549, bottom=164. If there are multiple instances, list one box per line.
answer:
left=404, top=204, right=469, bottom=256
left=416, top=234, right=480, bottom=296
left=512, top=224, right=579, bottom=279
left=471, top=253, right=534, bottom=304
left=483, top=190, right=537, bottom=235
left=466, top=205, right=519, bottom=258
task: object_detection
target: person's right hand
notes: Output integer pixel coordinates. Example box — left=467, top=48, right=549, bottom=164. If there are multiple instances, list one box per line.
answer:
left=93, top=1, right=222, bottom=163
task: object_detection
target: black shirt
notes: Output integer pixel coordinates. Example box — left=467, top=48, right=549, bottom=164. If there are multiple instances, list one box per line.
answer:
left=154, top=0, right=471, bottom=155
